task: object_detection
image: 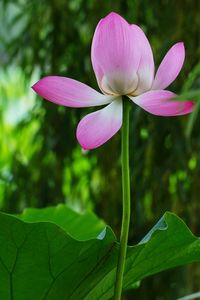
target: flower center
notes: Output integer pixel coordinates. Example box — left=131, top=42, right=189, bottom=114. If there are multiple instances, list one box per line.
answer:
left=101, top=71, right=139, bottom=96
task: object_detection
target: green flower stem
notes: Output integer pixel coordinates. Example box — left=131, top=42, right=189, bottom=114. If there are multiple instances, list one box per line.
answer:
left=114, top=96, right=131, bottom=300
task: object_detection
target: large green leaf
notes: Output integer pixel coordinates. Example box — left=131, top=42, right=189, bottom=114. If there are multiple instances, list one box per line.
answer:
left=0, top=206, right=200, bottom=300
left=18, top=204, right=106, bottom=240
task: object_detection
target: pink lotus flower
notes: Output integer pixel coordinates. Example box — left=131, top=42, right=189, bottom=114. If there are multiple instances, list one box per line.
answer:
left=32, top=12, right=194, bottom=150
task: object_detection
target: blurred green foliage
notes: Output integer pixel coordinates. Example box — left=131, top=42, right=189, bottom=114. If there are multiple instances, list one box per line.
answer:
left=0, top=0, right=200, bottom=299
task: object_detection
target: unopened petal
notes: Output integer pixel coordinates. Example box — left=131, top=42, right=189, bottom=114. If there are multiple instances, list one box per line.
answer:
left=129, top=90, right=194, bottom=116
left=91, top=12, right=140, bottom=95
left=32, top=76, right=114, bottom=107
left=152, top=42, right=185, bottom=90
left=131, top=25, right=154, bottom=95
left=76, top=99, right=122, bottom=149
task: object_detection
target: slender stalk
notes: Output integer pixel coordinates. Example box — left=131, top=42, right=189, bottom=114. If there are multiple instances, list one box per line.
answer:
left=114, top=97, right=131, bottom=300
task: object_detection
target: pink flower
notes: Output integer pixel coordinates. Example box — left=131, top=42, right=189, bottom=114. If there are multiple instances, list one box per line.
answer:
left=32, top=12, right=194, bottom=150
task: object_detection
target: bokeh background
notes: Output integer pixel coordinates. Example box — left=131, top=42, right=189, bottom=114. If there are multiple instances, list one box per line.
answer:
left=1, top=0, right=200, bottom=299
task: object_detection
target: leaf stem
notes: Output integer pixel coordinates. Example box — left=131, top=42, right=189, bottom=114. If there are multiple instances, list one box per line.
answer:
left=114, top=96, right=131, bottom=300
